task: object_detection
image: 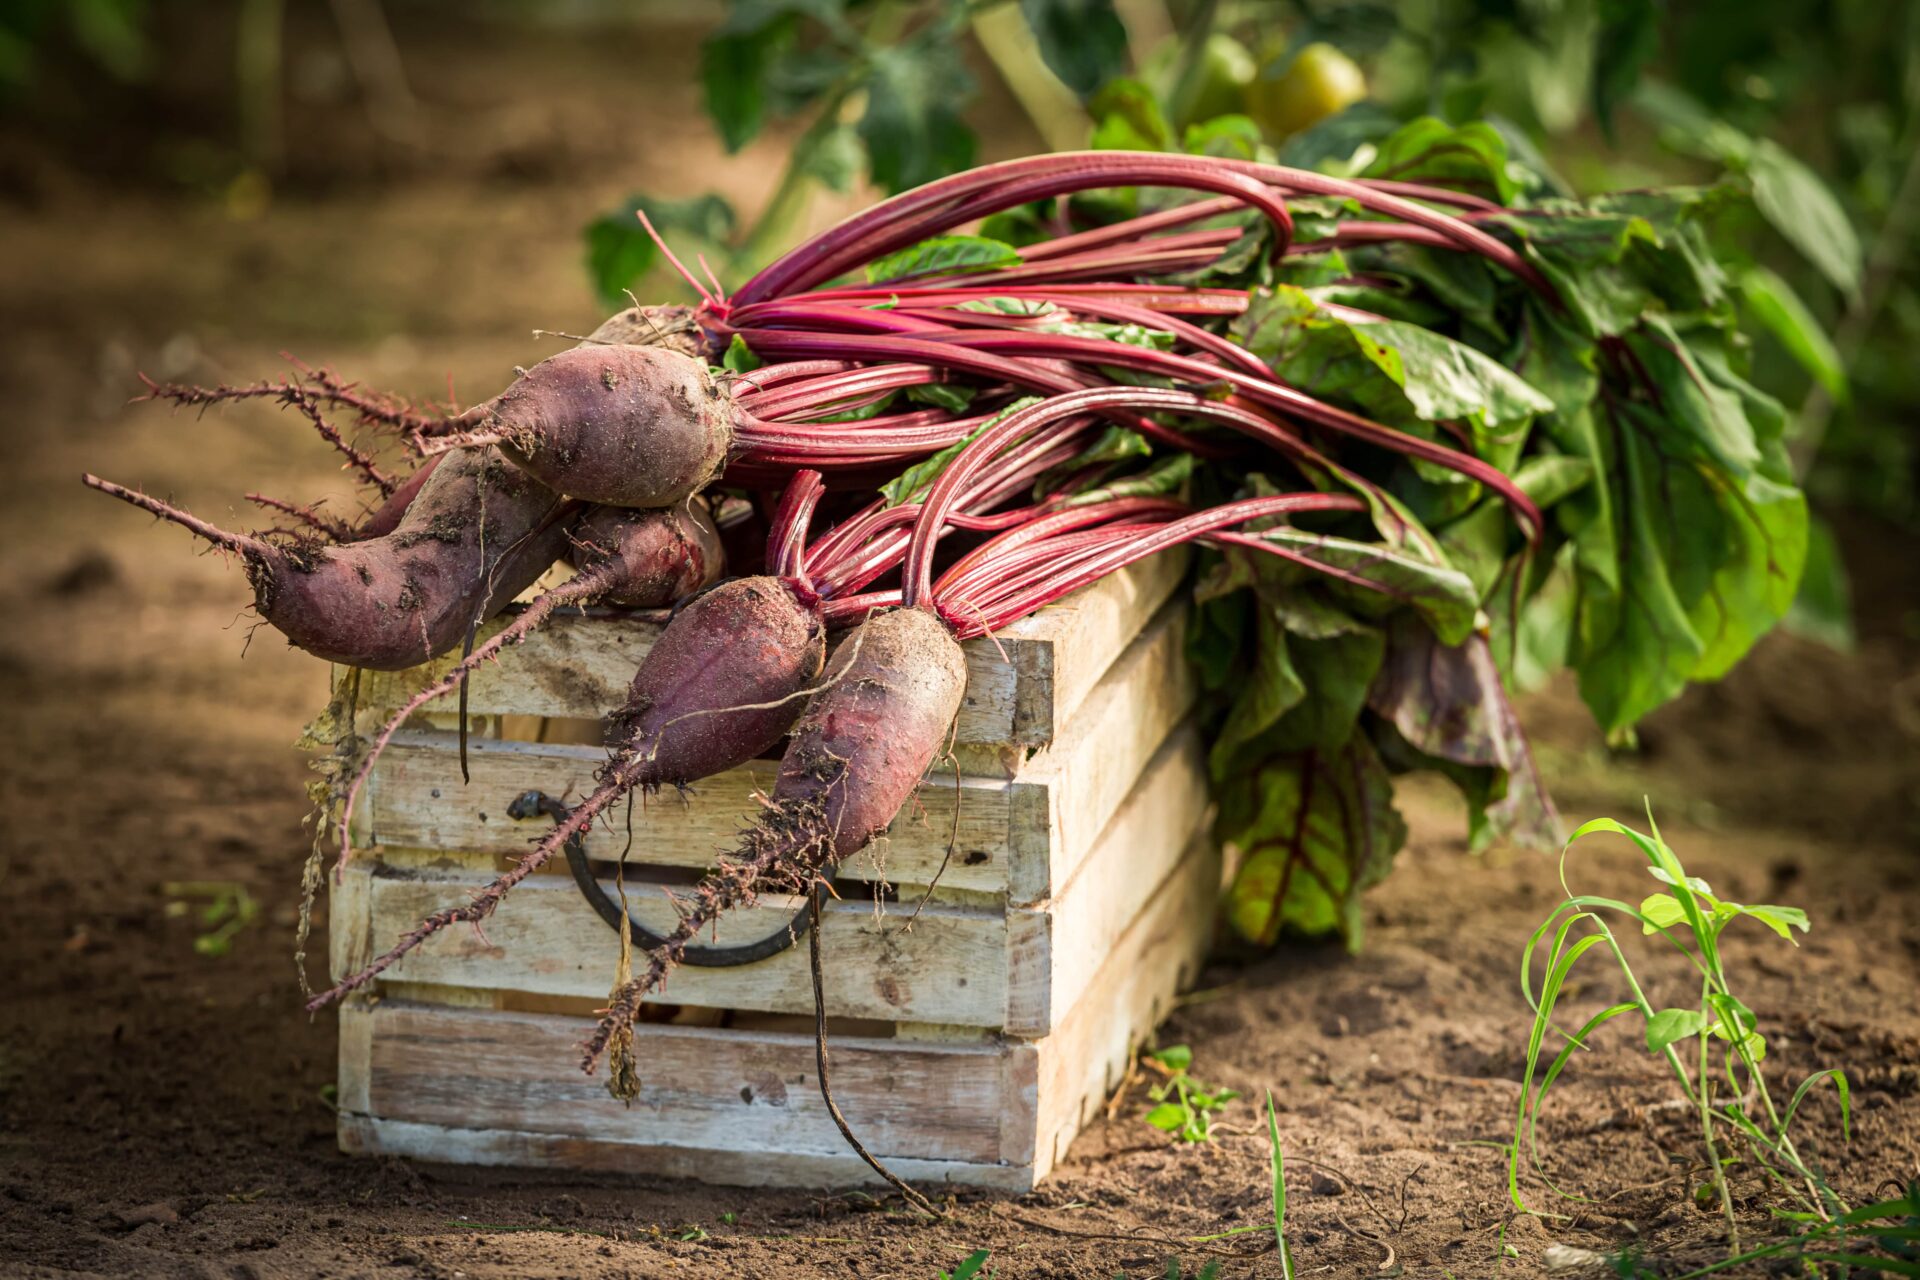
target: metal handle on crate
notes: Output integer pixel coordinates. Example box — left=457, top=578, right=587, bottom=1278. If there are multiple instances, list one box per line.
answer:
left=508, top=789, right=831, bottom=968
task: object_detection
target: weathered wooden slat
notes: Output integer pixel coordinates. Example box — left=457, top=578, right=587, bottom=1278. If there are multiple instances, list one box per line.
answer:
left=350, top=867, right=1008, bottom=1025
left=1031, top=825, right=1219, bottom=1180
left=362, top=732, right=1017, bottom=894
left=1004, top=724, right=1209, bottom=1036
left=337, top=1115, right=1040, bottom=1192
left=1006, top=600, right=1196, bottom=904
left=346, top=549, right=1186, bottom=751
left=342, top=1001, right=1032, bottom=1165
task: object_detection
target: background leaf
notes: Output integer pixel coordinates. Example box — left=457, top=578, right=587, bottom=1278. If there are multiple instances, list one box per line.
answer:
left=1748, top=139, right=1865, bottom=300
left=1739, top=264, right=1849, bottom=404
left=859, top=41, right=976, bottom=193
left=1018, top=0, right=1129, bottom=96
left=701, top=16, right=796, bottom=153
left=582, top=193, right=736, bottom=307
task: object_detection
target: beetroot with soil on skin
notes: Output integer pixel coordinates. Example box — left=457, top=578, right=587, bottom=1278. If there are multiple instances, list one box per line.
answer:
left=568, top=500, right=723, bottom=608
left=607, top=574, right=825, bottom=784
left=487, top=345, right=733, bottom=509
left=249, top=445, right=570, bottom=669
left=85, top=443, right=572, bottom=671
left=772, top=605, right=968, bottom=858
left=578, top=606, right=966, bottom=1071
left=585, top=304, right=705, bottom=357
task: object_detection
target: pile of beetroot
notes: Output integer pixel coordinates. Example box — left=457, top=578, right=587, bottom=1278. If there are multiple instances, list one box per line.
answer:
left=90, top=124, right=1805, bottom=1100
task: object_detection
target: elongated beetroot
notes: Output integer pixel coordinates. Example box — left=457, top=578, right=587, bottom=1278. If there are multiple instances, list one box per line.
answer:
left=86, top=443, right=572, bottom=670
left=477, top=345, right=733, bottom=509
left=773, top=606, right=968, bottom=857
left=605, top=574, right=825, bottom=781
left=578, top=606, right=965, bottom=1069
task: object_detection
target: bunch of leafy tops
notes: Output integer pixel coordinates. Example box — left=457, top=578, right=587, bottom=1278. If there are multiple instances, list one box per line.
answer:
left=976, top=114, right=1806, bottom=947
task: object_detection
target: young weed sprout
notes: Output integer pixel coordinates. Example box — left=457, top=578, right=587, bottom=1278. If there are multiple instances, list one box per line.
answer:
left=1510, top=809, right=1861, bottom=1263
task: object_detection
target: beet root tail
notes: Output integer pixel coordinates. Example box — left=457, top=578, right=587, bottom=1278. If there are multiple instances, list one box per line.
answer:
left=307, top=761, right=645, bottom=1013
left=580, top=799, right=834, bottom=1074
left=82, top=474, right=275, bottom=559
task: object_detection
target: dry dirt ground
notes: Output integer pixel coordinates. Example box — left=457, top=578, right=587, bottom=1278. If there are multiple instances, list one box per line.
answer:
left=2, top=11, right=1917, bottom=1278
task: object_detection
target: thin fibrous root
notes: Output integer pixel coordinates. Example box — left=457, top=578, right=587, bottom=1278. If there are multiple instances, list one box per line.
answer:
left=139, top=359, right=451, bottom=435
left=306, top=764, right=642, bottom=1012
left=138, top=370, right=402, bottom=495
left=332, top=560, right=624, bottom=865
left=245, top=492, right=354, bottom=543
left=82, top=474, right=273, bottom=558
left=580, top=802, right=832, bottom=1073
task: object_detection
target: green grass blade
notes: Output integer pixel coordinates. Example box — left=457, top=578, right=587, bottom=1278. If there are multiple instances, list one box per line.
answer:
left=1841, top=1189, right=1920, bottom=1224
left=1267, top=1089, right=1293, bottom=1280
left=1801, top=1255, right=1920, bottom=1276
left=1784, top=1067, right=1851, bottom=1142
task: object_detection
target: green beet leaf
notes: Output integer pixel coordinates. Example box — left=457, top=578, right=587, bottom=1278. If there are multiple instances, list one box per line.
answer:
left=1220, top=732, right=1406, bottom=949
left=1360, top=116, right=1521, bottom=205
left=865, top=234, right=1020, bottom=284
left=1234, top=285, right=1553, bottom=476
left=1367, top=615, right=1561, bottom=854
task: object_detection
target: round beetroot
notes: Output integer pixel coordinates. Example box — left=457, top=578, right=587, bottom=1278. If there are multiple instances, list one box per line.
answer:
left=488, top=345, right=733, bottom=509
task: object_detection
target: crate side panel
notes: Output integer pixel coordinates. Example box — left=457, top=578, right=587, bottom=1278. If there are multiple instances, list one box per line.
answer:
left=1005, top=598, right=1196, bottom=905
left=357, top=868, right=1008, bottom=1025
left=358, top=1002, right=1012, bottom=1163
left=364, top=732, right=1016, bottom=894
left=995, top=545, right=1188, bottom=745
left=1032, top=826, right=1219, bottom=1178
left=1004, top=722, right=1209, bottom=1037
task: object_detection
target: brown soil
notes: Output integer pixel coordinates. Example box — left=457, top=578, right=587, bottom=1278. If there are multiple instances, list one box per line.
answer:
left=2, top=12, right=1916, bottom=1278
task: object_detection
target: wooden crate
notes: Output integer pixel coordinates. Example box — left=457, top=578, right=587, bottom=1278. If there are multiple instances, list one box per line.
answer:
left=331, top=554, right=1217, bottom=1190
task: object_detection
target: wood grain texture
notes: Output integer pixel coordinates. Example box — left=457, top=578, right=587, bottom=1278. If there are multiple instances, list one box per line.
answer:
left=347, top=550, right=1186, bottom=753
left=350, top=1001, right=1030, bottom=1164
left=352, top=865, right=1008, bottom=1024
left=360, top=730, right=1017, bottom=894
left=1003, top=724, right=1209, bottom=1036
left=1005, top=600, right=1197, bottom=904
left=337, top=1115, right=1041, bottom=1192
left=1031, top=826, right=1219, bottom=1180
